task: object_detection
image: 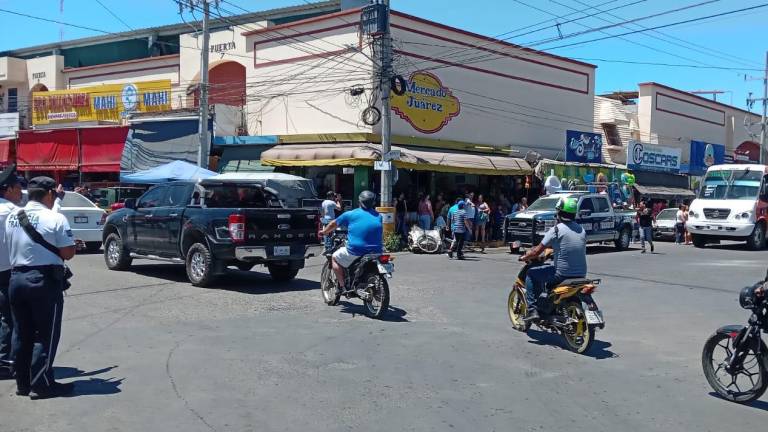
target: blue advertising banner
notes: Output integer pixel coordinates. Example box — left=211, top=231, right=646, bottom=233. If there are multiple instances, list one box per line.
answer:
left=565, top=130, right=603, bottom=164
left=682, top=140, right=725, bottom=176
left=626, top=140, right=681, bottom=173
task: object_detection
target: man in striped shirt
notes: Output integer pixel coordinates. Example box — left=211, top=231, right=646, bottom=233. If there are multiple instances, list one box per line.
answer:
left=447, top=201, right=470, bottom=260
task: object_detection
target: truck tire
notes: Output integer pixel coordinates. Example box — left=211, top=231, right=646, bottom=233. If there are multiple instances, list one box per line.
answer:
left=268, top=264, right=299, bottom=282
left=746, top=223, right=765, bottom=251
left=614, top=226, right=631, bottom=250
left=104, top=233, right=132, bottom=271
left=692, top=234, right=707, bottom=248
left=186, top=242, right=217, bottom=287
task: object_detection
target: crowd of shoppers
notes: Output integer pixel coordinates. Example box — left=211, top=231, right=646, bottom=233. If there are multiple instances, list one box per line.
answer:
left=394, top=190, right=531, bottom=244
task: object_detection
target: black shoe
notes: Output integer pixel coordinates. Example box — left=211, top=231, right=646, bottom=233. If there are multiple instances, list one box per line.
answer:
left=524, top=309, right=540, bottom=322
left=457, top=255, right=465, bottom=260
left=29, top=382, right=75, bottom=400
left=447, top=251, right=453, bottom=259
left=651, top=243, right=654, bottom=253
left=16, top=385, right=30, bottom=396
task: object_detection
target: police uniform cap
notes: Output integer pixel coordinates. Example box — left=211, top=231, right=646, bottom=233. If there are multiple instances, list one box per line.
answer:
left=0, top=163, right=22, bottom=188
left=27, top=176, right=57, bottom=193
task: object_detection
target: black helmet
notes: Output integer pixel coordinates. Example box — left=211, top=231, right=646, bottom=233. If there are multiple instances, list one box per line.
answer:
left=359, top=190, right=376, bottom=209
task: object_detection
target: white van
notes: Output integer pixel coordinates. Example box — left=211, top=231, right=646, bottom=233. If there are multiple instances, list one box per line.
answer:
left=687, top=164, right=768, bottom=250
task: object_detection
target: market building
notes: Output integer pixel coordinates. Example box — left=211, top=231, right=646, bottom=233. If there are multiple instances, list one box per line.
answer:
left=1, top=0, right=606, bottom=203
left=597, top=82, right=763, bottom=202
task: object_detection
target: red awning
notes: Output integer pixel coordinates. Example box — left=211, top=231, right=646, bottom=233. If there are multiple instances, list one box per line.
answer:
left=0, top=139, right=12, bottom=166
left=17, top=129, right=78, bottom=171
left=80, top=127, right=127, bottom=173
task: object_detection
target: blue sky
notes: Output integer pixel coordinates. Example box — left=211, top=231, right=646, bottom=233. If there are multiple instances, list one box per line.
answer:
left=0, top=0, right=765, bottom=110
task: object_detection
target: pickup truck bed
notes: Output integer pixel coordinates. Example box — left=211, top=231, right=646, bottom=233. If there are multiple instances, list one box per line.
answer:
left=102, top=180, right=321, bottom=286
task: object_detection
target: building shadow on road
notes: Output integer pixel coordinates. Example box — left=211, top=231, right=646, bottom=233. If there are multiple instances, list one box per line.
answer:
left=708, top=392, right=768, bottom=411
left=525, top=329, right=618, bottom=360
left=337, top=302, right=410, bottom=322
left=53, top=366, right=123, bottom=397
left=128, top=263, right=320, bottom=294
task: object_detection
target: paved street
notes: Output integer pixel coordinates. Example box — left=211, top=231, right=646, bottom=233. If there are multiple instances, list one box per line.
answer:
left=2, top=241, right=767, bottom=432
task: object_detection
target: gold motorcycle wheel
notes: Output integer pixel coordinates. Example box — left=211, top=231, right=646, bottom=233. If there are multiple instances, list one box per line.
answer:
left=561, top=302, right=595, bottom=354
left=507, top=287, right=531, bottom=332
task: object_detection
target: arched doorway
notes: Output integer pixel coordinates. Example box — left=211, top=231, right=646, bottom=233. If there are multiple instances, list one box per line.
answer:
left=27, top=83, right=48, bottom=128
left=192, top=61, right=246, bottom=107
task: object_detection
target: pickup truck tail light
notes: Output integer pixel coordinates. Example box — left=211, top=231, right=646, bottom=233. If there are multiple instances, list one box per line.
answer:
left=228, top=214, right=246, bottom=243
left=99, top=213, right=107, bottom=226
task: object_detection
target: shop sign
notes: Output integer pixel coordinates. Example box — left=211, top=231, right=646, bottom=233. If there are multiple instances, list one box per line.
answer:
left=626, top=140, right=680, bottom=174
left=0, top=113, right=19, bottom=137
left=565, top=130, right=603, bottom=164
left=684, top=140, right=725, bottom=175
left=391, top=71, right=460, bottom=134
left=32, top=80, right=172, bottom=125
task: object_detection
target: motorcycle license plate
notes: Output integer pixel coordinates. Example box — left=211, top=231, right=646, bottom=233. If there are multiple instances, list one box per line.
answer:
left=377, top=263, right=394, bottom=274
left=274, top=246, right=290, bottom=256
left=512, top=241, right=521, bottom=249
left=585, top=310, right=604, bottom=324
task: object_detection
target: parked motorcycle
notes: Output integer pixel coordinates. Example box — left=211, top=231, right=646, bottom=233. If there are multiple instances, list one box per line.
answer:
left=320, top=229, right=393, bottom=319
left=507, top=249, right=605, bottom=354
left=408, top=225, right=442, bottom=254
left=702, top=271, right=768, bottom=403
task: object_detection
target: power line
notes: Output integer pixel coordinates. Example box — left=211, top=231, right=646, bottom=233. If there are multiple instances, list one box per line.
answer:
left=559, top=0, right=761, bottom=68
left=94, top=0, right=134, bottom=31
left=544, top=2, right=768, bottom=50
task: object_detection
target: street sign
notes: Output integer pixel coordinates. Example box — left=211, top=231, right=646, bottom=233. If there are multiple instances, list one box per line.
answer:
left=383, top=150, right=401, bottom=161
left=374, top=161, right=391, bottom=171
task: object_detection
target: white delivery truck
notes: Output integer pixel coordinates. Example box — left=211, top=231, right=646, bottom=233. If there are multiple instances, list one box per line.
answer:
left=687, top=164, right=768, bottom=250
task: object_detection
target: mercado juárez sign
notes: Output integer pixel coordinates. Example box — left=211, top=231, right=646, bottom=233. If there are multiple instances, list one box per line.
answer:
left=391, top=71, right=460, bottom=134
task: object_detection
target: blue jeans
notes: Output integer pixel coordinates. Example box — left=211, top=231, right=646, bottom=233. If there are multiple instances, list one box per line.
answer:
left=675, top=223, right=685, bottom=244
left=418, top=214, right=431, bottom=230
left=524, top=263, right=562, bottom=312
left=640, top=226, right=653, bottom=250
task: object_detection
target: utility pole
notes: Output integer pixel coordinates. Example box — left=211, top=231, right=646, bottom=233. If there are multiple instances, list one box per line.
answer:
left=181, top=0, right=217, bottom=168
left=761, top=52, right=768, bottom=165
left=746, top=51, right=768, bottom=164
left=379, top=0, right=393, bottom=206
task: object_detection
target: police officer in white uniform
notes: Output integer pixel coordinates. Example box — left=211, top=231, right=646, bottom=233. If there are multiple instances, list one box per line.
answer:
left=0, top=164, right=24, bottom=379
left=6, top=177, right=75, bottom=399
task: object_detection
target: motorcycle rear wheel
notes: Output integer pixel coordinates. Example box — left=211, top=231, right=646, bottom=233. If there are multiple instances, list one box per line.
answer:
left=702, top=332, right=768, bottom=403
left=561, top=302, right=596, bottom=355
left=362, top=273, right=390, bottom=319
left=507, top=287, right=530, bottom=332
left=320, top=260, right=340, bottom=306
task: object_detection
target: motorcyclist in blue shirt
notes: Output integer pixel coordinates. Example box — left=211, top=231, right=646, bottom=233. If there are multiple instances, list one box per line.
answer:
left=321, top=190, right=382, bottom=292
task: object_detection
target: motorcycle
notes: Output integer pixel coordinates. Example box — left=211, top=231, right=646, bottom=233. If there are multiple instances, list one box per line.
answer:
left=408, top=225, right=443, bottom=254
left=702, top=270, right=768, bottom=403
left=320, top=229, right=393, bottom=319
left=507, top=249, right=605, bottom=354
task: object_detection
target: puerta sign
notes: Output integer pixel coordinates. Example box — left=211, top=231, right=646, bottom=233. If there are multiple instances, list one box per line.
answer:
left=626, top=140, right=681, bottom=174
left=565, top=130, right=603, bottom=163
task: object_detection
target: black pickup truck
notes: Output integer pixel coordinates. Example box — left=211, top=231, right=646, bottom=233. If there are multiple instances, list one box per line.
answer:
left=102, top=178, right=320, bottom=286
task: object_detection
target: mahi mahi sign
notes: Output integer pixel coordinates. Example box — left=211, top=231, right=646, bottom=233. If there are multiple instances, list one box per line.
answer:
left=391, top=72, right=460, bottom=134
